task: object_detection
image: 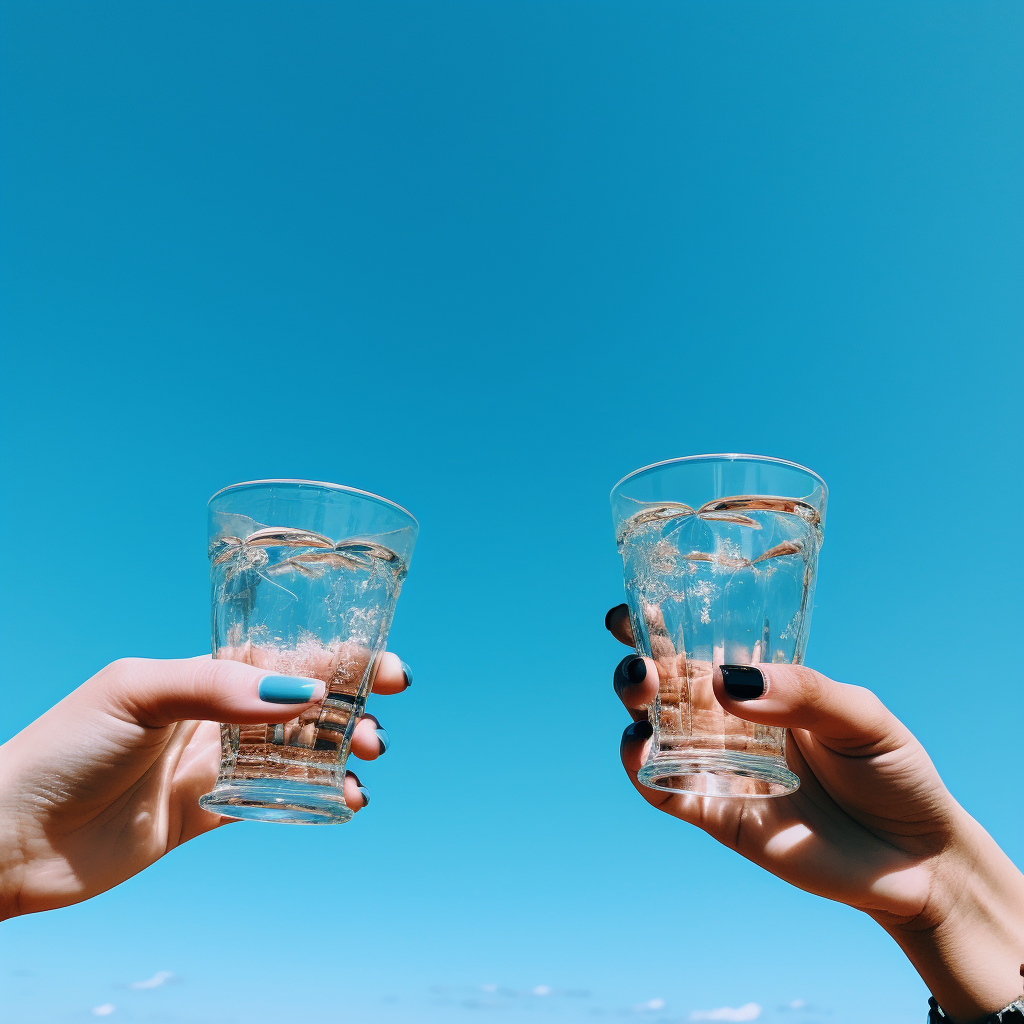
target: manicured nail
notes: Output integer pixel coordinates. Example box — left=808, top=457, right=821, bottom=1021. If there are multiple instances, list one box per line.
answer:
left=358, top=786, right=370, bottom=808
left=623, top=719, right=654, bottom=741
left=605, top=604, right=628, bottom=631
left=375, top=725, right=390, bottom=755
left=721, top=665, right=766, bottom=701
left=400, top=660, right=413, bottom=688
left=258, top=675, right=323, bottom=704
left=624, top=656, right=647, bottom=684
left=615, top=655, right=647, bottom=694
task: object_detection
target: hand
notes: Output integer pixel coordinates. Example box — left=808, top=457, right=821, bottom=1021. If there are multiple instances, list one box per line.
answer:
left=607, top=605, right=1024, bottom=1022
left=0, top=651, right=411, bottom=919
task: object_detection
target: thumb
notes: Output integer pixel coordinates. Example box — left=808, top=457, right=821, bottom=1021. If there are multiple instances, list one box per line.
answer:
left=713, top=663, right=910, bottom=755
left=91, top=656, right=327, bottom=729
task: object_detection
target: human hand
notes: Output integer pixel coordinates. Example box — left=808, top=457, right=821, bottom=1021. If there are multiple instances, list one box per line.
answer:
left=607, top=604, right=1024, bottom=1022
left=0, top=651, right=411, bottom=919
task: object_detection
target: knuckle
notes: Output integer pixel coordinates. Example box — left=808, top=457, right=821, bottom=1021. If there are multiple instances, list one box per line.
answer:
left=105, top=656, right=145, bottom=680
left=187, top=664, right=216, bottom=705
left=96, top=658, right=158, bottom=724
left=849, top=683, right=898, bottom=729
left=789, top=665, right=826, bottom=708
left=197, top=658, right=247, bottom=703
left=847, top=683, right=880, bottom=706
left=99, top=658, right=154, bottom=702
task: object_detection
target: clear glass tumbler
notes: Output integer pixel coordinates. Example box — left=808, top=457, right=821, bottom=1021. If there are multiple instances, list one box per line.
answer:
left=199, top=479, right=417, bottom=824
left=610, top=455, right=827, bottom=798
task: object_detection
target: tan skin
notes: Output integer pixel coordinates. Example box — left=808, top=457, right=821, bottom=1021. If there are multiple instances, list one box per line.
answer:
left=607, top=604, right=1024, bottom=1022
left=0, top=651, right=409, bottom=918
left=2, top=627, right=1021, bottom=1019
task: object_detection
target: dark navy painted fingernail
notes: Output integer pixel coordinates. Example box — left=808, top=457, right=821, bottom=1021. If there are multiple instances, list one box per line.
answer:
left=258, top=675, right=322, bottom=704
left=358, top=786, right=370, bottom=808
left=375, top=725, right=390, bottom=755
left=400, top=661, right=413, bottom=688
left=721, top=665, right=765, bottom=700
left=605, top=604, right=628, bottom=631
left=624, top=656, right=647, bottom=685
left=623, top=719, right=654, bottom=741
left=615, top=655, right=647, bottom=694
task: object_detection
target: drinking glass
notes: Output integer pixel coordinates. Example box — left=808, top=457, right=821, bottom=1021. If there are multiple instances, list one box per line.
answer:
left=199, top=479, right=417, bottom=824
left=610, top=455, right=827, bottom=798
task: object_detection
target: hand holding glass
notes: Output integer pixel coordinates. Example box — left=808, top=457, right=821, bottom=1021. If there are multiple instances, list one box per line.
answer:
left=611, top=455, right=827, bottom=797
left=199, top=479, right=417, bottom=824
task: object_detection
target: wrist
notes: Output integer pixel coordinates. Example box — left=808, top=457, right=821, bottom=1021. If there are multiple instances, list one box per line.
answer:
left=928, top=995, right=1024, bottom=1024
left=878, top=812, right=1024, bottom=1022
left=0, top=803, right=27, bottom=921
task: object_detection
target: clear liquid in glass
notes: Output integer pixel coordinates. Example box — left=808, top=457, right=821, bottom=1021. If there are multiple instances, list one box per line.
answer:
left=201, top=523, right=406, bottom=821
left=618, top=494, right=821, bottom=795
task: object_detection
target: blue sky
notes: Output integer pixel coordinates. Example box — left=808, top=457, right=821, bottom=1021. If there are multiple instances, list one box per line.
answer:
left=0, top=2, right=1020, bottom=1022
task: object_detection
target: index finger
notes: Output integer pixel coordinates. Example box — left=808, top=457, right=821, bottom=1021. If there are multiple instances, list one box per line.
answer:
left=605, top=602, right=679, bottom=663
left=604, top=604, right=634, bottom=646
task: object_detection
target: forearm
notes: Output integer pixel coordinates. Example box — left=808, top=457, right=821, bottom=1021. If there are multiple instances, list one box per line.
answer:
left=879, top=813, right=1024, bottom=1022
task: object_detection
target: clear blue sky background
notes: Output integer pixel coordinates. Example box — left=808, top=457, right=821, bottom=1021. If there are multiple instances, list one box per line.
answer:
left=1, top=3, right=1020, bottom=1023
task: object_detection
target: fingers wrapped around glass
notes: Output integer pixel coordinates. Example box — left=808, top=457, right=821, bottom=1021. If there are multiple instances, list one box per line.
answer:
left=610, top=455, right=827, bottom=798
left=200, top=480, right=417, bottom=824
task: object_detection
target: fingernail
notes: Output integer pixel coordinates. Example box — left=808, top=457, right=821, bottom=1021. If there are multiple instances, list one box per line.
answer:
left=258, top=675, right=324, bottom=704
left=616, top=654, right=647, bottom=691
left=624, top=656, right=647, bottom=685
left=605, top=604, right=627, bottom=631
left=375, top=725, right=390, bottom=755
left=358, top=786, right=370, bottom=808
left=400, top=660, right=413, bottom=688
left=721, top=665, right=766, bottom=701
left=623, top=719, right=654, bottom=741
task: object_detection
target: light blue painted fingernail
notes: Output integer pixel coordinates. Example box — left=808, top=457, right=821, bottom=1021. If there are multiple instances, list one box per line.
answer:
left=258, top=675, right=318, bottom=704
left=358, top=786, right=370, bottom=808
left=400, top=661, right=413, bottom=688
left=375, top=726, right=390, bottom=755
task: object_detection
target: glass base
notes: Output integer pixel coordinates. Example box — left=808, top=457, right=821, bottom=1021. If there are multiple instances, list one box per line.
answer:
left=199, top=778, right=354, bottom=824
left=637, top=750, right=800, bottom=798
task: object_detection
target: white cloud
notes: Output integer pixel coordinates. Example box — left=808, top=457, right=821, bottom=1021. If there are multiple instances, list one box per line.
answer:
left=129, top=971, right=174, bottom=990
left=479, top=984, right=498, bottom=993
left=635, top=997, right=666, bottom=1012
left=690, top=1003, right=762, bottom=1022
left=786, top=1000, right=807, bottom=1011
left=92, top=1006, right=116, bottom=1017
left=532, top=985, right=551, bottom=997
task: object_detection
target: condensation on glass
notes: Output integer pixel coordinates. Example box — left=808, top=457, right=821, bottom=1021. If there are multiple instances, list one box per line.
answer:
left=611, top=455, right=827, bottom=798
left=199, top=479, right=417, bottom=824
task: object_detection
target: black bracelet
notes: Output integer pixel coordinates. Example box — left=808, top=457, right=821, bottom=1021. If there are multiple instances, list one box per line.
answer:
left=928, top=997, right=1024, bottom=1024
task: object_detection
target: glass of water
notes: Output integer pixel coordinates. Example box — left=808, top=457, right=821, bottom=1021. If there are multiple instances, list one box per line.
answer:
left=610, top=455, right=827, bottom=798
left=199, top=479, right=417, bottom=824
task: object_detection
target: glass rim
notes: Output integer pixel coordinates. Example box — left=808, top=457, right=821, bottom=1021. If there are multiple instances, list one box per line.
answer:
left=610, top=453, right=828, bottom=501
left=208, top=478, right=419, bottom=528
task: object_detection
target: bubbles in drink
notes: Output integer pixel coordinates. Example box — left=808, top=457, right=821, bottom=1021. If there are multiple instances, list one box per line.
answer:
left=618, top=495, right=822, bottom=759
left=209, top=522, right=407, bottom=789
